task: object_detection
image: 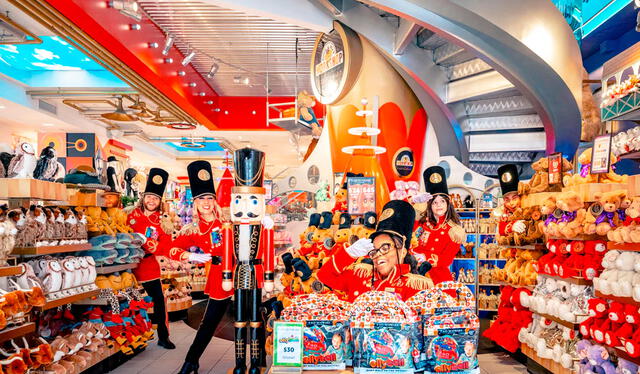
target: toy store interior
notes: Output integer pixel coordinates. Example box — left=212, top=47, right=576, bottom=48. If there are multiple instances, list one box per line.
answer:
left=0, top=0, right=638, bottom=373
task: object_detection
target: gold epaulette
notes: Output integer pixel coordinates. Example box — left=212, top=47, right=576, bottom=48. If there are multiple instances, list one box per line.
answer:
left=353, top=262, right=373, bottom=278
left=179, top=221, right=200, bottom=236
left=403, top=273, right=434, bottom=290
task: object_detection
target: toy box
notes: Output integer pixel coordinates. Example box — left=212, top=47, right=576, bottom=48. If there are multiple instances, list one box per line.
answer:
left=423, top=311, right=480, bottom=373
left=349, top=291, right=422, bottom=373
left=302, top=320, right=350, bottom=370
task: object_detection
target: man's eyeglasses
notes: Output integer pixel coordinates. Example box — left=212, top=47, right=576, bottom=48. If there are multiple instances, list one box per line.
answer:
left=368, top=243, right=394, bottom=258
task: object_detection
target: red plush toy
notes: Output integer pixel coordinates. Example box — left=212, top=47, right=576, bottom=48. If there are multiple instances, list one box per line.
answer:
left=625, top=312, right=640, bottom=357
left=580, top=298, right=608, bottom=339
left=602, top=302, right=626, bottom=346
left=535, top=252, right=554, bottom=274
left=482, top=286, right=533, bottom=353
left=558, top=241, right=585, bottom=278
left=582, top=240, right=606, bottom=280
left=609, top=303, right=640, bottom=347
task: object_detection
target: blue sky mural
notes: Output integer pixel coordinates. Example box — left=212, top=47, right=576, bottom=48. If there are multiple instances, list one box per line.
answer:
left=0, top=36, right=126, bottom=87
left=165, top=141, right=225, bottom=153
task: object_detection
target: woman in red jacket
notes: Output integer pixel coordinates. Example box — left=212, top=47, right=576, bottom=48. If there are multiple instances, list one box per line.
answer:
left=127, top=168, right=211, bottom=350
left=176, top=161, right=233, bottom=374
left=317, top=200, right=433, bottom=302
left=412, top=166, right=465, bottom=285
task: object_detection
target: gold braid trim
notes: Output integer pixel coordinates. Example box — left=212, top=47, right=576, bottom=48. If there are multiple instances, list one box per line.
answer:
left=447, top=222, right=466, bottom=244
left=353, top=263, right=373, bottom=278
left=403, top=273, right=434, bottom=290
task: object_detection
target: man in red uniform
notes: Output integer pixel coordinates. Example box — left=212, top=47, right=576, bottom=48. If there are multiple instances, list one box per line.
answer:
left=317, top=200, right=433, bottom=302
left=127, top=168, right=211, bottom=350
left=496, top=164, right=526, bottom=237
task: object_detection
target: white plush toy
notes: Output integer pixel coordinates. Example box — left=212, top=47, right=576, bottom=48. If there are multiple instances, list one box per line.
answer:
left=594, top=250, right=620, bottom=294
left=7, top=142, right=37, bottom=179
left=611, top=251, right=637, bottom=297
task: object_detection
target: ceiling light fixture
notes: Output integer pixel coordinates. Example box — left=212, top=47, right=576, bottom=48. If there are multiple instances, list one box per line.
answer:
left=168, top=123, right=197, bottom=130
left=130, top=24, right=141, bottom=31
left=243, top=77, right=250, bottom=85
left=180, top=137, right=204, bottom=148
left=198, top=92, right=206, bottom=97
left=164, top=58, right=173, bottom=64
left=205, top=101, right=213, bottom=105
left=109, top=0, right=142, bottom=21
left=206, top=62, right=219, bottom=79
left=177, top=71, right=186, bottom=76
left=101, top=96, right=137, bottom=121
left=148, top=42, right=158, bottom=48
left=162, top=35, right=174, bottom=56
left=182, top=50, right=196, bottom=66
left=188, top=82, right=196, bottom=87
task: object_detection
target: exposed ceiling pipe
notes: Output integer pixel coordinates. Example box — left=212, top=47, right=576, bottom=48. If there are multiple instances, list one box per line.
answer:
left=27, top=89, right=138, bottom=97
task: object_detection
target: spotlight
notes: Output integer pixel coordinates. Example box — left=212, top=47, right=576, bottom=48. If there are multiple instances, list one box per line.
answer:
left=206, top=100, right=214, bottom=105
left=182, top=50, right=196, bottom=66
left=188, top=82, right=197, bottom=87
left=177, top=71, right=186, bottom=76
left=162, top=35, right=174, bottom=56
left=163, top=58, right=173, bottom=64
left=242, top=77, right=250, bottom=85
left=206, top=62, right=219, bottom=79
left=148, top=42, right=158, bottom=48
left=198, top=92, right=206, bottom=96
left=130, top=24, right=141, bottom=30
left=110, top=0, right=142, bottom=21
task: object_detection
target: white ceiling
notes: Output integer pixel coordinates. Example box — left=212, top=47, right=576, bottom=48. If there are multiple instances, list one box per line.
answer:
left=138, top=0, right=319, bottom=96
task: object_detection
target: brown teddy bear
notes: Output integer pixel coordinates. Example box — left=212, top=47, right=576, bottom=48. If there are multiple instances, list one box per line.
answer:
left=565, top=148, right=627, bottom=186
left=555, top=191, right=586, bottom=238
left=523, top=206, right=544, bottom=243
left=608, top=196, right=640, bottom=243
left=585, top=190, right=627, bottom=236
left=496, top=208, right=524, bottom=246
left=519, top=157, right=574, bottom=194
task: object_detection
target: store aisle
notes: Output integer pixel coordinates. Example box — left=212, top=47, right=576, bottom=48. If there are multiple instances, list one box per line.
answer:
left=110, top=321, right=236, bottom=374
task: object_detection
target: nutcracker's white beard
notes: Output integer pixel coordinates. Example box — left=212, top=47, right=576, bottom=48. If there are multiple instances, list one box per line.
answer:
left=238, top=224, right=250, bottom=262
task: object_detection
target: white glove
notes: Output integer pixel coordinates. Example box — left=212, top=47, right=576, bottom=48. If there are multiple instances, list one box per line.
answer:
left=261, top=216, right=274, bottom=230
left=188, top=253, right=212, bottom=264
left=264, top=281, right=274, bottom=293
left=222, top=281, right=233, bottom=292
left=513, top=220, right=526, bottom=234
left=346, top=238, right=374, bottom=258
left=412, top=192, right=432, bottom=204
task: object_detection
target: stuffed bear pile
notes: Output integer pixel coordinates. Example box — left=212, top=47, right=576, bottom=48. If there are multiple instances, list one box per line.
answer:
left=608, top=195, right=640, bottom=243
left=491, top=248, right=540, bottom=286
left=519, top=275, right=591, bottom=324
left=564, top=147, right=627, bottom=187
left=536, top=240, right=607, bottom=281
left=518, top=156, right=573, bottom=195
left=482, top=286, right=533, bottom=352
left=578, top=297, right=640, bottom=358
left=612, top=124, right=640, bottom=157
left=593, top=250, right=640, bottom=301
left=575, top=340, right=627, bottom=374
left=518, top=314, right=579, bottom=368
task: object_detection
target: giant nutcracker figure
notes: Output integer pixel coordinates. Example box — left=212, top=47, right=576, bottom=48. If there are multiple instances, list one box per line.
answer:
left=222, top=148, right=275, bottom=374
left=496, top=164, right=526, bottom=242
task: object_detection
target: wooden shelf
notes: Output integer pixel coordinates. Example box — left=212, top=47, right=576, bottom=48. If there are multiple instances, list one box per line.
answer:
left=96, top=263, right=138, bottom=274
left=0, top=265, right=23, bottom=277
left=0, top=179, right=67, bottom=201
left=478, top=308, right=498, bottom=312
left=540, top=273, right=593, bottom=285
left=40, top=289, right=100, bottom=310
left=547, top=234, right=607, bottom=242
left=0, top=322, right=35, bottom=344
left=535, top=312, right=581, bottom=329
left=161, top=272, right=188, bottom=279
left=503, top=243, right=546, bottom=250
left=612, top=345, right=640, bottom=365
left=522, top=192, right=559, bottom=209
left=498, top=281, right=535, bottom=290
left=167, top=299, right=192, bottom=312
left=521, top=344, right=573, bottom=374
left=607, top=242, right=640, bottom=252
left=479, top=258, right=507, bottom=261
left=595, top=290, right=640, bottom=307
left=563, top=183, right=628, bottom=203
left=479, top=284, right=502, bottom=287
left=13, top=243, right=91, bottom=256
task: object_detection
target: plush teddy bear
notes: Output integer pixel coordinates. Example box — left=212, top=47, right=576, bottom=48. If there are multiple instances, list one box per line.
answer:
left=609, top=196, right=640, bottom=243
left=554, top=191, right=586, bottom=239
left=566, top=148, right=627, bottom=186
left=611, top=252, right=639, bottom=297
left=582, top=344, right=617, bottom=374
left=603, top=301, right=627, bottom=347
left=579, top=298, right=608, bottom=341
left=585, top=190, right=627, bottom=236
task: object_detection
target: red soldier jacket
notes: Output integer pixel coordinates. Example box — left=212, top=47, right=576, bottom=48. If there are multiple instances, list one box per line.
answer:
left=169, top=216, right=232, bottom=300
left=221, top=223, right=275, bottom=289
left=412, top=216, right=464, bottom=286
left=127, top=208, right=189, bottom=282
left=317, top=245, right=433, bottom=302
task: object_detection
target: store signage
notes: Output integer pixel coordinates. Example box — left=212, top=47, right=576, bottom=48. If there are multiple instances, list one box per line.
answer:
left=547, top=152, right=562, bottom=185
left=590, top=135, right=613, bottom=174
left=347, top=177, right=376, bottom=215
left=273, top=321, right=304, bottom=369
left=310, top=22, right=362, bottom=104
left=392, top=147, right=415, bottom=177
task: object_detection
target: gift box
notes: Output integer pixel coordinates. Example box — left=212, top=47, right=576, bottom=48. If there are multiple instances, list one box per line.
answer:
left=280, top=293, right=353, bottom=370
left=406, top=282, right=477, bottom=373
left=349, top=291, right=422, bottom=373
left=423, top=311, right=480, bottom=373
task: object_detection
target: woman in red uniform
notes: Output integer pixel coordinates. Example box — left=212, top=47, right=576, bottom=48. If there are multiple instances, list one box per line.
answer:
left=317, top=200, right=433, bottom=302
left=412, top=166, right=465, bottom=285
left=127, top=168, right=211, bottom=350
left=176, top=161, right=233, bottom=374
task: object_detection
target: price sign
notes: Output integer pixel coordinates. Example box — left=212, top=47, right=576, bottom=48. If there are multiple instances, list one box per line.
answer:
left=273, top=321, right=304, bottom=368
left=547, top=152, right=562, bottom=185
left=591, top=135, right=613, bottom=174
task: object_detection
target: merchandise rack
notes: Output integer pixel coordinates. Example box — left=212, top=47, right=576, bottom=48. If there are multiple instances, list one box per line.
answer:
left=39, top=289, right=101, bottom=310
left=96, top=263, right=138, bottom=274
left=12, top=243, right=91, bottom=256
left=594, top=291, right=640, bottom=307
left=521, top=344, right=574, bottom=374
left=607, top=242, right=640, bottom=252
left=0, top=265, right=23, bottom=277
left=539, top=273, right=592, bottom=286
left=0, top=322, right=36, bottom=344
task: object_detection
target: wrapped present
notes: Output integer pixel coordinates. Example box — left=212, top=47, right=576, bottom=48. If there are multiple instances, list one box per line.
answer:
left=423, top=311, right=480, bottom=373
left=280, top=293, right=352, bottom=370
left=349, top=291, right=422, bottom=373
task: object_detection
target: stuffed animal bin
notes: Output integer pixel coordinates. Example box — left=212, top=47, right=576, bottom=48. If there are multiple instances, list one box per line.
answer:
left=349, top=291, right=422, bottom=374
left=280, top=293, right=352, bottom=370
left=406, top=282, right=477, bottom=373
left=423, top=311, right=479, bottom=373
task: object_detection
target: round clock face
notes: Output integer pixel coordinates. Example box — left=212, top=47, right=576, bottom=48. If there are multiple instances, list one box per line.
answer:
left=288, top=176, right=297, bottom=189
left=307, top=165, right=320, bottom=185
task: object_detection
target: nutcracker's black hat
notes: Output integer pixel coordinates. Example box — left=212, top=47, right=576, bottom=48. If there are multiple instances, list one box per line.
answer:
left=423, top=166, right=448, bottom=196
left=369, top=200, right=415, bottom=250
left=143, top=168, right=168, bottom=198
left=498, top=164, right=519, bottom=196
left=187, top=160, right=215, bottom=199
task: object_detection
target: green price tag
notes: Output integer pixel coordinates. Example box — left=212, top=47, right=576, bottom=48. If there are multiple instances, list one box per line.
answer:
left=273, top=321, right=304, bottom=368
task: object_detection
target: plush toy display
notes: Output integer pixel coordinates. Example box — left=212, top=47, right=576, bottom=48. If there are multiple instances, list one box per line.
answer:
left=565, top=147, right=627, bottom=186
left=608, top=196, right=640, bottom=243
left=518, top=157, right=573, bottom=195
left=518, top=314, right=578, bottom=368
left=577, top=343, right=617, bottom=374
left=482, top=286, right=533, bottom=352
left=7, top=142, right=37, bottom=179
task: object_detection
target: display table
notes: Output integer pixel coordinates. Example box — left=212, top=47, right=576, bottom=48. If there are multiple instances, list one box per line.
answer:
left=267, top=370, right=353, bottom=374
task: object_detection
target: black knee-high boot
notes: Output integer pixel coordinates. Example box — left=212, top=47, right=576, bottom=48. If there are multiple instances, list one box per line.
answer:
left=233, top=322, right=247, bottom=374
left=249, top=288, right=262, bottom=374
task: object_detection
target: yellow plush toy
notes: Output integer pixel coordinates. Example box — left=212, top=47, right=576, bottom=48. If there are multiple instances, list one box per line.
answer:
left=565, top=148, right=628, bottom=186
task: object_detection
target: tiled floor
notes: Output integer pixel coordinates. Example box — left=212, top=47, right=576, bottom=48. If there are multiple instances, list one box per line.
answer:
left=111, top=302, right=529, bottom=374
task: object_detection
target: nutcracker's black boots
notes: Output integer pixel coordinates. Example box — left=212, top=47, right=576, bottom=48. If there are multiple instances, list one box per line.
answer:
left=233, top=323, right=247, bottom=374
left=249, top=323, right=261, bottom=374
